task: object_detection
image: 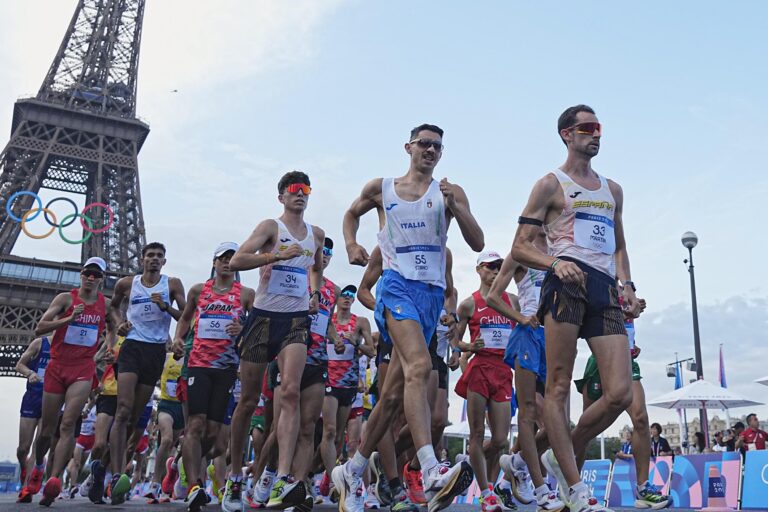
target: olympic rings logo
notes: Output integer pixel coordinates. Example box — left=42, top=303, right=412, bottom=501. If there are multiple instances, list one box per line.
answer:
left=5, top=191, right=115, bottom=245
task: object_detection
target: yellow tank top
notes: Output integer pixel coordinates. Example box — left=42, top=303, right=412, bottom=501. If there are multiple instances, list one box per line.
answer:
left=160, top=353, right=183, bottom=402
left=100, top=337, right=125, bottom=396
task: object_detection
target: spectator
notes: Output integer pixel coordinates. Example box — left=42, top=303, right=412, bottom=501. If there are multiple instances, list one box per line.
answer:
left=693, top=432, right=706, bottom=453
left=712, top=431, right=728, bottom=452
left=616, top=430, right=633, bottom=460
left=722, top=422, right=745, bottom=452
left=673, top=446, right=683, bottom=456
left=736, top=413, right=768, bottom=452
left=650, top=423, right=673, bottom=457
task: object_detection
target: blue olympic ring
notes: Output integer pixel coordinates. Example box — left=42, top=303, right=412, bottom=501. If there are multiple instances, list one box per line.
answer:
left=6, top=191, right=43, bottom=222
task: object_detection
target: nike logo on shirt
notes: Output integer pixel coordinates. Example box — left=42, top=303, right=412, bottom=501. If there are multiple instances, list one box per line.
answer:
left=477, top=306, right=489, bottom=312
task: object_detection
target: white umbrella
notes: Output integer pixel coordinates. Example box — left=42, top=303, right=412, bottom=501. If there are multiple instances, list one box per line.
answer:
left=648, top=379, right=763, bottom=410
left=443, top=420, right=492, bottom=439
left=756, top=376, right=768, bottom=386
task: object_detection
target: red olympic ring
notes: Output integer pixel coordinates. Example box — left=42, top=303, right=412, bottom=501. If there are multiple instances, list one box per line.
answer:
left=80, top=202, right=115, bottom=234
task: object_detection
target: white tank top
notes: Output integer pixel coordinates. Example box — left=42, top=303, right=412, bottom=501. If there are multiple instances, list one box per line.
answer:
left=517, top=268, right=546, bottom=317
left=254, top=219, right=316, bottom=312
left=377, top=178, right=447, bottom=289
left=545, top=168, right=617, bottom=277
left=126, top=274, right=172, bottom=343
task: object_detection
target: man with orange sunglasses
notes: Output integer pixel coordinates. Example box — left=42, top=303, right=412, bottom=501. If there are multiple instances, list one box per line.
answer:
left=222, top=171, right=327, bottom=512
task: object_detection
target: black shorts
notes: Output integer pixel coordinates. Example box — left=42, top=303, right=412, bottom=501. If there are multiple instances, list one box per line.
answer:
left=267, top=360, right=281, bottom=390
left=117, top=339, right=167, bottom=387
left=325, top=386, right=357, bottom=407
left=158, top=399, right=185, bottom=431
left=96, top=394, right=117, bottom=416
left=377, top=340, right=392, bottom=366
left=537, top=257, right=626, bottom=340
left=239, top=309, right=310, bottom=364
left=186, top=367, right=237, bottom=423
left=301, top=364, right=328, bottom=391
left=433, top=358, right=448, bottom=390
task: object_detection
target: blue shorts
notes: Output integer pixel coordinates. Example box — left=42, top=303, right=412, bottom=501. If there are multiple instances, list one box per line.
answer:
left=374, top=270, right=444, bottom=346
left=20, top=389, right=43, bottom=419
left=136, top=404, right=153, bottom=430
left=504, top=325, right=547, bottom=381
left=224, top=398, right=237, bottom=426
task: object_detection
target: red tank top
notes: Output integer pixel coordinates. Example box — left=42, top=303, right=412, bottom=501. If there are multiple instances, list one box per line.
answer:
left=189, top=280, right=243, bottom=369
left=51, top=289, right=107, bottom=362
left=328, top=313, right=359, bottom=388
left=468, top=291, right=515, bottom=357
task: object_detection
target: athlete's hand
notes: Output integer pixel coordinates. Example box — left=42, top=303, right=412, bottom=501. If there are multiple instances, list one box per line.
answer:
left=150, top=293, right=167, bottom=310
left=334, top=339, right=346, bottom=354
left=276, top=243, right=303, bottom=261
left=469, top=337, right=485, bottom=353
left=631, top=345, right=641, bottom=359
left=520, top=315, right=540, bottom=329
left=346, top=243, right=370, bottom=266
left=621, top=288, right=641, bottom=318
left=308, top=293, right=319, bottom=315
left=554, top=260, right=586, bottom=285
left=117, top=321, right=132, bottom=337
left=439, top=178, right=458, bottom=208
left=69, top=303, right=85, bottom=321
left=226, top=318, right=242, bottom=337
left=101, top=349, right=115, bottom=365
left=448, top=351, right=460, bottom=370
left=171, top=337, right=185, bottom=358
left=26, top=373, right=41, bottom=384
left=638, top=298, right=647, bottom=315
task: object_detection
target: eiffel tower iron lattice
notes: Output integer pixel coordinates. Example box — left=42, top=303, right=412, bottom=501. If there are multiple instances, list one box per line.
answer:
left=0, top=0, right=150, bottom=367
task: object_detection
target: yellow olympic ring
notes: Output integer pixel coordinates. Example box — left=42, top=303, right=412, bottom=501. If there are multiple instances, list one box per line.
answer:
left=21, top=208, right=57, bottom=240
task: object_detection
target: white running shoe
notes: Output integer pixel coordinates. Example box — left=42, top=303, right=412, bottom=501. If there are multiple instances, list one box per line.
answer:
left=221, top=478, right=245, bottom=512
left=537, top=488, right=566, bottom=511
left=540, top=449, right=568, bottom=503
left=331, top=464, right=364, bottom=512
left=423, top=461, right=474, bottom=512
left=79, top=473, right=93, bottom=498
left=566, top=483, right=611, bottom=512
left=364, top=484, right=380, bottom=509
left=254, top=470, right=275, bottom=504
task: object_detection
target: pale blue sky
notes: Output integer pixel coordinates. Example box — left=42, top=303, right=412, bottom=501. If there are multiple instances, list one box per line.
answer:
left=0, top=1, right=766, bottom=459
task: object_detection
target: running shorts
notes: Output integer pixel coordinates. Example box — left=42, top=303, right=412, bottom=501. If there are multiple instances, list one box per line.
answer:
left=43, top=359, right=97, bottom=395
left=239, top=308, right=310, bottom=364
left=250, top=414, right=265, bottom=433
left=96, top=394, right=117, bottom=416
left=224, top=398, right=237, bottom=426
left=76, top=434, right=95, bottom=452
left=575, top=354, right=641, bottom=401
left=20, top=389, right=43, bottom=419
left=118, top=339, right=166, bottom=387
left=375, top=270, right=444, bottom=346
left=135, top=435, right=149, bottom=455
left=504, top=324, right=547, bottom=381
left=187, top=366, right=237, bottom=423
left=376, top=339, right=392, bottom=366
left=158, top=399, right=185, bottom=431
left=176, top=377, right=188, bottom=403
left=348, top=407, right=364, bottom=420
left=325, top=386, right=357, bottom=407
left=455, top=353, right=513, bottom=402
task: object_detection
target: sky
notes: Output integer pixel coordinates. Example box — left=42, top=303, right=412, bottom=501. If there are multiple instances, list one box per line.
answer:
left=1, top=1, right=767, bottom=460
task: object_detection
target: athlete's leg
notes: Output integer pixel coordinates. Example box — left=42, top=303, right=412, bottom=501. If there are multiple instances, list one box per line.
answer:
left=541, top=315, right=581, bottom=486
left=181, top=413, right=207, bottom=486
left=628, top=380, right=650, bottom=485
left=467, top=390, right=491, bottom=489
left=293, top=381, right=324, bottom=480
left=228, top=360, right=266, bottom=476
left=514, top=362, right=546, bottom=487
left=33, top=393, right=65, bottom=467
left=357, top=346, right=405, bottom=459
left=110, top=371, right=153, bottom=474
left=17, top=417, right=39, bottom=480
left=486, top=399, right=511, bottom=485
left=576, top=392, right=595, bottom=470
left=346, top=415, right=363, bottom=459
left=333, top=403, right=353, bottom=457
left=373, top=361, right=398, bottom=482
left=320, top=394, right=341, bottom=478
left=275, top=343, right=305, bottom=476
left=91, top=412, right=113, bottom=462
left=571, top=335, right=633, bottom=457
left=152, top=412, right=175, bottom=485
left=49, top=381, right=91, bottom=478
left=432, top=388, right=449, bottom=449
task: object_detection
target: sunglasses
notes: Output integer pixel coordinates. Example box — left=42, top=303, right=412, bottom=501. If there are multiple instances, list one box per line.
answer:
left=284, top=183, right=312, bottom=195
left=81, top=269, right=104, bottom=279
left=340, top=291, right=356, bottom=298
left=480, top=261, right=502, bottom=271
left=323, top=247, right=333, bottom=256
left=568, top=122, right=602, bottom=135
left=409, top=138, right=444, bottom=152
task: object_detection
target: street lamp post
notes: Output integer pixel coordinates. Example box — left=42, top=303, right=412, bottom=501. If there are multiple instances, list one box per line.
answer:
left=682, top=231, right=708, bottom=447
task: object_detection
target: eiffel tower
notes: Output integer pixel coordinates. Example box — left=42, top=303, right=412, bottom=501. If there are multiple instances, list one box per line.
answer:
left=0, top=0, right=149, bottom=374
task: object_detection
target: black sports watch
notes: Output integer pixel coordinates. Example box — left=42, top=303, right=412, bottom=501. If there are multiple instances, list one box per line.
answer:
left=623, top=280, right=636, bottom=292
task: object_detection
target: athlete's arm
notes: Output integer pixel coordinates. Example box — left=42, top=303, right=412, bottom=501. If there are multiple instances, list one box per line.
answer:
left=444, top=247, right=454, bottom=300
left=356, top=317, right=376, bottom=358
left=455, top=296, right=479, bottom=353
left=35, top=292, right=76, bottom=336
left=242, top=286, right=256, bottom=311
left=229, top=219, right=280, bottom=272
left=512, top=174, right=585, bottom=284
left=160, top=277, right=186, bottom=321
left=343, top=178, right=383, bottom=266
left=172, top=283, right=202, bottom=357
left=485, top=253, right=536, bottom=327
left=109, top=276, right=132, bottom=336
left=326, top=285, right=343, bottom=345
left=15, top=337, right=42, bottom=381
left=357, top=246, right=383, bottom=311
left=309, top=227, right=327, bottom=314
left=440, top=179, right=484, bottom=251
left=609, top=180, right=640, bottom=317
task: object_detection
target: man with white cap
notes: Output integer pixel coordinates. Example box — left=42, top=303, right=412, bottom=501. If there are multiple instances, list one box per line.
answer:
left=106, top=243, right=186, bottom=504
left=453, top=250, right=517, bottom=512
left=18, top=256, right=114, bottom=505
left=171, top=242, right=255, bottom=511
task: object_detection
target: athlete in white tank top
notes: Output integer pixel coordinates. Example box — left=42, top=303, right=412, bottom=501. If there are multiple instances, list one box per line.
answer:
left=126, top=275, right=172, bottom=343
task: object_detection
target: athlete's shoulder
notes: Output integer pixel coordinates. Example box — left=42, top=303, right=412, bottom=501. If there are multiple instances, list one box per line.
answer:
left=606, top=178, right=624, bottom=199
left=535, top=172, right=562, bottom=193
left=457, top=294, right=476, bottom=317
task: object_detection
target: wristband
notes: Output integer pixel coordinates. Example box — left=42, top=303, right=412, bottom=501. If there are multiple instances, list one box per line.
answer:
left=310, top=290, right=320, bottom=300
left=518, top=216, right=543, bottom=226
left=452, top=347, right=461, bottom=354
left=550, top=258, right=561, bottom=271
left=450, top=312, right=459, bottom=323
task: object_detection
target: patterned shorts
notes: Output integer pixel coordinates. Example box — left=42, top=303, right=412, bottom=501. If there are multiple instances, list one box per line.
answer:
left=238, top=308, right=310, bottom=364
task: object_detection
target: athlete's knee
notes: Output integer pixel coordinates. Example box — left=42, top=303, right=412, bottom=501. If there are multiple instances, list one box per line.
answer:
left=604, top=383, right=633, bottom=411
left=632, top=410, right=649, bottom=434
left=114, top=403, right=132, bottom=424
left=403, top=358, right=431, bottom=385
left=322, top=424, right=337, bottom=443
left=279, top=382, right=301, bottom=410
left=158, top=435, right=173, bottom=452
left=16, top=445, right=29, bottom=460
left=58, top=417, right=78, bottom=437
left=186, top=416, right=206, bottom=438
left=489, top=435, right=507, bottom=452
left=545, top=378, right=571, bottom=402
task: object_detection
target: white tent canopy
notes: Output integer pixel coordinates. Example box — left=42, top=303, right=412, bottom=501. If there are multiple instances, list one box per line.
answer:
left=443, top=420, right=492, bottom=439
left=756, top=376, right=768, bottom=387
left=648, top=379, right=763, bottom=410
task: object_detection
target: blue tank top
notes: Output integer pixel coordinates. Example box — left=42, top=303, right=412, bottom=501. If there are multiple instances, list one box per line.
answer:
left=26, top=337, right=51, bottom=392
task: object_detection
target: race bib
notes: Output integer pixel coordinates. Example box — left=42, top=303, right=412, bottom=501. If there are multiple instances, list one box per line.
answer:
left=625, top=322, right=635, bottom=349
left=327, top=342, right=355, bottom=361
left=165, top=381, right=177, bottom=398
left=64, top=322, right=99, bottom=347
left=395, top=244, right=442, bottom=282
left=198, top=313, right=233, bottom=339
left=36, top=366, right=46, bottom=379
left=479, top=324, right=512, bottom=349
left=267, top=265, right=308, bottom=297
left=574, top=212, right=616, bottom=254
left=130, top=297, right=165, bottom=322
left=310, top=309, right=330, bottom=337
left=436, top=323, right=450, bottom=358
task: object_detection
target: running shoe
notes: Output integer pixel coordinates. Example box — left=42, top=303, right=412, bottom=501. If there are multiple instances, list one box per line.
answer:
left=174, top=458, right=189, bottom=500
left=79, top=473, right=93, bottom=498
left=162, top=456, right=178, bottom=496
left=267, top=477, right=306, bottom=509
left=221, top=478, right=245, bottom=512
left=402, top=463, right=426, bottom=504
left=39, top=476, right=62, bottom=507
left=566, top=483, right=611, bottom=512
left=88, top=460, right=106, bottom=504
left=364, top=484, right=380, bottom=509
left=369, top=452, right=392, bottom=506
left=27, top=465, right=45, bottom=494
left=254, top=470, right=276, bottom=505
left=537, top=489, right=566, bottom=511
left=510, top=468, right=535, bottom=503
left=492, top=482, right=518, bottom=510
left=389, top=489, right=421, bottom=512
left=68, top=485, right=78, bottom=499
left=144, top=481, right=163, bottom=503
left=187, top=483, right=211, bottom=512
left=293, top=494, right=314, bottom=512
left=318, top=471, right=331, bottom=497
left=480, top=490, right=503, bottom=512
left=635, top=482, right=671, bottom=510
left=208, top=463, right=224, bottom=501
left=331, top=464, right=364, bottom=512
left=423, top=461, right=474, bottom=512
left=540, top=449, right=568, bottom=504
left=107, top=473, right=132, bottom=505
